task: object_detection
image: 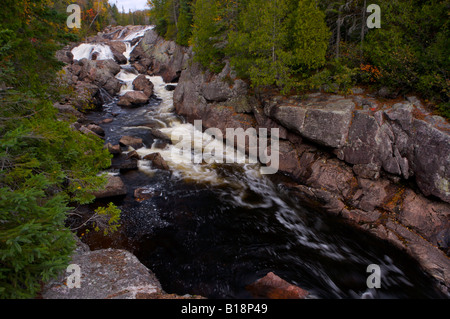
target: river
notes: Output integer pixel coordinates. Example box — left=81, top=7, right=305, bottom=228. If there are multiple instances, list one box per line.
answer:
left=72, top=27, right=446, bottom=299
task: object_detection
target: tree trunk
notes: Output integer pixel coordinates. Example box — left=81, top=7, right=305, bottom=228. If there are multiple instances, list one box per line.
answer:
left=173, top=0, right=179, bottom=31
left=335, top=5, right=342, bottom=59
left=360, top=0, right=367, bottom=57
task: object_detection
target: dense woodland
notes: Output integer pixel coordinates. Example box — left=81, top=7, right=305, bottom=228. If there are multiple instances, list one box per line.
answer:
left=0, top=0, right=127, bottom=298
left=149, top=0, right=449, bottom=117
left=0, top=0, right=448, bottom=299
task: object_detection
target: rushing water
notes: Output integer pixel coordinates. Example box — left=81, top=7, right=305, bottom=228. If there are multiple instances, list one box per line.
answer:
left=80, top=27, right=447, bottom=299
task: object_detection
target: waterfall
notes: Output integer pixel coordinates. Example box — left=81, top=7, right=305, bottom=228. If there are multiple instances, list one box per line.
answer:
left=71, top=43, right=114, bottom=61
left=71, top=25, right=154, bottom=63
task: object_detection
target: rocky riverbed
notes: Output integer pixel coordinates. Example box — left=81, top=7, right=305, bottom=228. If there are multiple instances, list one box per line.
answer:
left=45, top=25, right=449, bottom=298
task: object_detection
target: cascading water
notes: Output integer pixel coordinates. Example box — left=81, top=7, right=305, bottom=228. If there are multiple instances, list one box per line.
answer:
left=82, top=27, right=447, bottom=299
left=71, top=43, right=114, bottom=61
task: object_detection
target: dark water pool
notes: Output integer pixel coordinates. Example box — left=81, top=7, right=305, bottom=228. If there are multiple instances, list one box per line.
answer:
left=84, top=167, right=446, bottom=299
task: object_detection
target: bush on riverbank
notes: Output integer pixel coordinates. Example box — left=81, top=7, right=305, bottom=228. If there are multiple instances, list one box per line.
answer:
left=0, top=0, right=117, bottom=298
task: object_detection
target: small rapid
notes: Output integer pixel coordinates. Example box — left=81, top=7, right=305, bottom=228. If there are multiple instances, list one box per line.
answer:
left=81, top=26, right=447, bottom=299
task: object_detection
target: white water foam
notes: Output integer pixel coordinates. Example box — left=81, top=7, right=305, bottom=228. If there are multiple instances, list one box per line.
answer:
left=71, top=43, right=114, bottom=61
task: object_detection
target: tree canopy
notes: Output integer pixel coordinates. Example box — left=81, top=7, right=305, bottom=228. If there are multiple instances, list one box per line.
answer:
left=148, top=0, right=449, bottom=117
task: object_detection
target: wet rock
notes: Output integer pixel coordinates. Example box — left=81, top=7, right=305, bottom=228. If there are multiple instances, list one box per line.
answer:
left=117, top=91, right=149, bottom=107
left=79, top=125, right=103, bottom=139
left=86, top=124, right=105, bottom=137
left=143, top=153, right=170, bottom=170
left=132, top=74, right=154, bottom=98
left=77, top=58, right=122, bottom=96
left=53, top=103, right=85, bottom=121
left=134, top=187, right=162, bottom=201
left=101, top=118, right=114, bottom=124
left=246, top=272, right=309, bottom=299
left=111, top=154, right=138, bottom=171
left=107, top=41, right=127, bottom=64
left=148, top=128, right=172, bottom=144
left=92, top=175, right=127, bottom=199
left=119, top=135, right=144, bottom=150
left=105, top=143, right=121, bottom=155
left=126, top=150, right=141, bottom=160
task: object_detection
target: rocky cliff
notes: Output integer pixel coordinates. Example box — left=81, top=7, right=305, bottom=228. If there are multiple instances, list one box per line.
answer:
left=172, top=53, right=450, bottom=292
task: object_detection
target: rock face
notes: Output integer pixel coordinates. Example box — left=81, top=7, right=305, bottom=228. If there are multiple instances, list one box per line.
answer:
left=265, top=96, right=355, bottom=148
left=118, top=91, right=150, bottom=107
left=76, top=58, right=122, bottom=96
left=130, top=29, right=191, bottom=83
left=119, top=135, right=144, bottom=149
left=173, top=57, right=450, bottom=292
left=132, top=74, right=154, bottom=97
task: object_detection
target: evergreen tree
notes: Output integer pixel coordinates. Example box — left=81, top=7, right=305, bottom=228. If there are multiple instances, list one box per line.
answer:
left=290, top=0, right=330, bottom=72
left=0, top=0, right=117, bottom=298
left=191, top=0, right=224, bottom=72
left=228, top=0, right=329, bottom=92
left=176, top=0, right=193, bottom=46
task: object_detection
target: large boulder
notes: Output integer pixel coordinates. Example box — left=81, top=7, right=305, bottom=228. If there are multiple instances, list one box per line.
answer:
left=143, top=153, right=170, bottom=171
left=106, top=41, right=128, bottom=64
left=117, top=91, right=150, bottom=107
left=42, top=248, right=163, bottom=299
left=92, top=175, right=127, bottom=199
left=132, top=74, right=154, bottom=98
left=266, top=96, right=355, bottom=148
left=119, top=135, right=144, bottom=149
left=246, top=272, right=309, bottom=299
left=77, top=58, right=122, bottom=96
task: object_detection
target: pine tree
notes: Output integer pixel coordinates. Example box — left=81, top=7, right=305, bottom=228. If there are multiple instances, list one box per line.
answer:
left=290, top=0, right=330, bottom=72
left=176, top=0, right=193, bottom=46
left=191, top=0, right=224, bottom=72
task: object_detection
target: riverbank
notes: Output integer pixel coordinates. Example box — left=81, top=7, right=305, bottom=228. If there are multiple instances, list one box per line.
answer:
left=48, top=25, right=449, bottom=298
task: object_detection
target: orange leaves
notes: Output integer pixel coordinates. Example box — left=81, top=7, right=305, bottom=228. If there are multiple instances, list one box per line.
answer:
left=360, top=63, right=382, bottom=82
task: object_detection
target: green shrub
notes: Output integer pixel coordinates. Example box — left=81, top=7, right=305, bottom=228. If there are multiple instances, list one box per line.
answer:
left=0, top=92, right=113, bottom=298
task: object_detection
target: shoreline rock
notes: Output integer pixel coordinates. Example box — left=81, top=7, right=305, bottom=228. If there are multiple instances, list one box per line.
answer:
left=173, top=57, right=450, bottom=293
left=41, top=244, right=204, bottom=299
left=246, top=272, right=309, bottom=299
